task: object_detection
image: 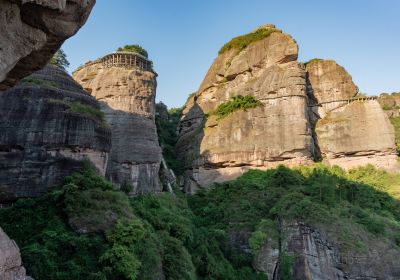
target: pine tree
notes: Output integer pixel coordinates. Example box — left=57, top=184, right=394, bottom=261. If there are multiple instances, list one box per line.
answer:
left=50, top=49, right=70, bottom=69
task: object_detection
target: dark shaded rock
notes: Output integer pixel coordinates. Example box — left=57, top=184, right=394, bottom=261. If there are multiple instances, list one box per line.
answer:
left=73, top=57, right=162, bottom=194
left=0, top=0, right=96, bottom=90
left=0, top=65, right=111, bottom=202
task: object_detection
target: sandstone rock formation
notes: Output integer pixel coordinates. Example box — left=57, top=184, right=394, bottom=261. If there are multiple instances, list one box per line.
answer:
left=177, top=25, right=399, bottom=191
left=73, top=53, right=162, bottom=194
left=0, top=0, right=95, bottom=90
left=177, top=25, right=315, bottom=192
left=0, top=227, right=27, bottom=280
left=306, top=60, right=399, bottom=171
left=254, top=221, right=400, bottom=280
left=0, top=65, right=111, bottom=202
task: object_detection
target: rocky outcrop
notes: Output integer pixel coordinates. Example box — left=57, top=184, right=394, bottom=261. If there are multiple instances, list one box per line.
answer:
left=177, top=25, right=315, bottom=192
left=0, top=65, right=111, bottom=202
left=73, top=55, right=162, bottom=194
left=378, top=93, right=400, bottom=118
left=307, top=60, right=399, bottom=171
left=0, top=0, right=95, bottom=90
left=254, top=221, right=400, bottom=280
left=177, top=25, right=399, bottom=191
left=0, top=227, right=27, bottom=280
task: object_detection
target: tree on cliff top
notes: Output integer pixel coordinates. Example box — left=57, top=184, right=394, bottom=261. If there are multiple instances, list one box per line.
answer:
left=117, top=44, right=148, bottom=58
left=49, top=49, right=70, bottom=70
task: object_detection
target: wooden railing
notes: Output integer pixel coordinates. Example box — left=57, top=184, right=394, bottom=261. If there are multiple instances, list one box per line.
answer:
left=309, top=96, right=377, bottom=107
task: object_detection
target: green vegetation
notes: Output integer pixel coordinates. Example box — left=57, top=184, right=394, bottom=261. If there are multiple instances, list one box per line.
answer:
left=20, top=77, right=58, bottom=88
left=390, top=117, right=400, bottom=154
left=50, top=49, right=70, bottom=69
left=117, top=45, right=148, bottom=58
left=219, top=27, right=280, bottom=55
left=49, top=98, right=107, bottom=126
left=1, top=162, right=400, bottom=279
left=304, top=58, right=323, bottom=66
left=212, top=95, right=263, bottom=119
left=155, top=104, right=185, bottom=175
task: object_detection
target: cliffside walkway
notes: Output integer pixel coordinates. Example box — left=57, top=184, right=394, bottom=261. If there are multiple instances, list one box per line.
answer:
left=309, top=96, right=377, bottom=107
left=73, top=51, right=154, bottom=73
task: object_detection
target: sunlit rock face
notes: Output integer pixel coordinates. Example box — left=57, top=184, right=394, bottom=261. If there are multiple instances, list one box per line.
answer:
left=177, top=25, right=399, bottom=193
left=0, top=65, right=111, bottom=202
left=0, top=227, right=27, bottom=280
left=307, top=60, right=399, bottom=172
left=177, top=25, right=315, bottom=192
left=0, top=0, right=96, bottom=90
left=73, top=58, right=163, bottom=194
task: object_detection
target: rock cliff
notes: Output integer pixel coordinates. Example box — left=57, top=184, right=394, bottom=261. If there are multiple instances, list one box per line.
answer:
left=177, top=25, right=315, bottom=192
left=254, top=221, right=400, bottom=280
left=73, top=54, right=163, bottom=194
left=0, top=65, right=111, bottom=202
left=177, top=25, right=399, bottom=191
left=306, top=60, right=399, bottom=171
left=0, top=226, right=27, bottom=280
left=0, top=0, right=95, bottom=90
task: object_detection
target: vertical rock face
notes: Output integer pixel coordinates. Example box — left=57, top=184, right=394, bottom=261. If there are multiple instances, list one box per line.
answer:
left=0, top=65, right=111, bottom=202
left=73, top=57, right=163, bottom=194
left=0, top=0, right=96, bottom=90
left=177, top=25, right=315, bottom=192
left=307, top=60, right=399, bottom=171
left=178, top=25, right=399, bottom=192
left=254, top=221, right=400, bottom=280
left=0, top=227, right=26, bottom=280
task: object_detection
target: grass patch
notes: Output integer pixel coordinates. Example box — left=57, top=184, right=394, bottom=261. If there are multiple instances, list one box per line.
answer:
left=20, top=77, right=58, bottom=88
left=49, top=98, right=107, bottom=127
left=219, top=27, right=280, bottom=55
left=212, top=95, right=263, bottom=119
left=304, top=58, right=323, bottom=66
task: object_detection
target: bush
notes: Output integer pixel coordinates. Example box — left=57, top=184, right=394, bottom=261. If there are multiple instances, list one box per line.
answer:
left=117, top=44, right=148, bottom=58
left=100, top=245, right=141, bottom=280
left=213, top=95, right=263, bottom=119
left=219, top=27, right=280, bottom=55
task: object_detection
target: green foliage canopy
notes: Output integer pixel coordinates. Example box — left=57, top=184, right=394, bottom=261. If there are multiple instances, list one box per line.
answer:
left=117, top=45, right=148, bottom=58
left=50, top=49, right=70, bottom=69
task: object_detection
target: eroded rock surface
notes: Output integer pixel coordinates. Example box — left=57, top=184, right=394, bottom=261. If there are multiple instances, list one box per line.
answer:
left=73, top=58, right=162, bottom=194
left=0, top=0, right=95, bottom=90
left=0, top=65, right=111, bottom=202
left=177, top=25, right=315, bottom=191
left=0, top=227, right=26, bottom=280
left=307, top=60, right=399, bottom=171
left=254, top=221, right=400, bottom=280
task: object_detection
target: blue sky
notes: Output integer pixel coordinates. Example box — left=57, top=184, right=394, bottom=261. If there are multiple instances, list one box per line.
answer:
left=63, top=0, right=400, bottom=108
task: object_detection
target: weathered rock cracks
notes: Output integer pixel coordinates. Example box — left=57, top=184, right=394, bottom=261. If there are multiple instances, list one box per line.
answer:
left=73, top=55, right=163, bottom=194
left=0, top=65, right=111, bottom=202
left=0, top=0, right=96, bottom=90
left=177, top=25, right=399, bottom=192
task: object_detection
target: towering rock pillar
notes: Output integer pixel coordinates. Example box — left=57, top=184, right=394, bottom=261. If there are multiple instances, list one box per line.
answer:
left=177, top=25, right=315, bottom=192
left=73, top=51, right=162, bottom=194
left=306, top=59, right=399, bottom=172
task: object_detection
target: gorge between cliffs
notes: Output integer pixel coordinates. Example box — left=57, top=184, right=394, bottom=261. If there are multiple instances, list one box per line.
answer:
left=0, top=2, right=400, bottom=279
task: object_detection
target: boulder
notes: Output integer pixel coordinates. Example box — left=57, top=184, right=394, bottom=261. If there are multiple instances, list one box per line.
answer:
left=0, top=227, right=27, bottom=280
left=0, top=65, right=111, bottom=202
left=0, top=0, right=95, bottom=90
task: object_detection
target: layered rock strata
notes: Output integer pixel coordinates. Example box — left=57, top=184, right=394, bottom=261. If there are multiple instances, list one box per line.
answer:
left=254, top=221, right=400, bottom=280
left=0, top=0, right=95, bottom=90
left=0, top=65, right=111, bottom=202
left=177, top=25, right=399, bottom=191
left=0, top=227, right=27, bottom=280
left=177, top=25, right=315, bottom=192
left=306, top=60, right=399, bottom=171
left=73, top=55, right=162, bottom=194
